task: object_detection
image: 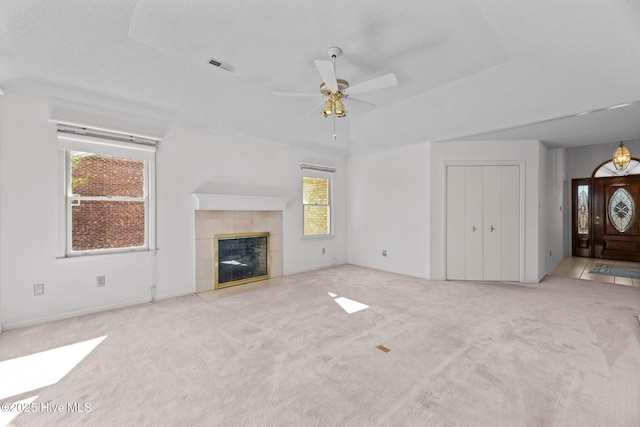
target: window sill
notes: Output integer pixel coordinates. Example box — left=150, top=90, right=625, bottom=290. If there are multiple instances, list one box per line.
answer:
left=302, top=234, right=334, bottom=241
left=56, top=249, right=158, bottom=263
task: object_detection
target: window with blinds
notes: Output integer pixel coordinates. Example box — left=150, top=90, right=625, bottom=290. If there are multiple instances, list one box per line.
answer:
left=54, top=121, right=160, bottom=256
left=301, top=163, right=335, bottom=238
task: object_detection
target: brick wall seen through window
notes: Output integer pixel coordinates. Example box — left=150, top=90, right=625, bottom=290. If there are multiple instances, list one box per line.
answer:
left=71, top=153, right=145, bottom=251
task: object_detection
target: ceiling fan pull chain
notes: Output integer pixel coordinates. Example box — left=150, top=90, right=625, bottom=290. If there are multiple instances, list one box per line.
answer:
left=332, top=114, right=337, bottom=140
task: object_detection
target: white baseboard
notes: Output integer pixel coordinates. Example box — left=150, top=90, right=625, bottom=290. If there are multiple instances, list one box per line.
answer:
left=1, top=297, right=151, bottom=331
left=284, top=260, right=347, bottom=276
left=345, top=261, right=430, bottom=280
left=153, top=290, right=194, bottom=301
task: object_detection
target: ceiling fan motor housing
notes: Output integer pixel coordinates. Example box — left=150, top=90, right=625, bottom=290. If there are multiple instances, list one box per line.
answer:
left=320, top=79, right=349, bottom=95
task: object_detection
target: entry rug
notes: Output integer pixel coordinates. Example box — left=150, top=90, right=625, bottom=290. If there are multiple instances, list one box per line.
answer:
left=588, top=263, right=640, bottom=279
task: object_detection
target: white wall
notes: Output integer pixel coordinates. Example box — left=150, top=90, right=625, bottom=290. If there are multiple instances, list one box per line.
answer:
left=0, top=92, right=347, bottom=329
left=539, top=147, right=566, bottom=276
left=0, top=93, right=156, bottom=329
left=155, top=124, right=348, bottom=300
left=346, top=144, right=431, bottom=278
left=346, top=139, right=558, bottom=282
left=429, top=140, right=545, bottom=282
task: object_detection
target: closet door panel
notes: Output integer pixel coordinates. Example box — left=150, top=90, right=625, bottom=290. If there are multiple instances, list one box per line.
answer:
left=446, top=164, right=520, bottom=282
left=500, top=166, right=520, bottom=281
left=446, top=167, right=466, bottom=280
left=483, top=166, right=502, bottom=280
left=464, top=167, right=484, bottom=280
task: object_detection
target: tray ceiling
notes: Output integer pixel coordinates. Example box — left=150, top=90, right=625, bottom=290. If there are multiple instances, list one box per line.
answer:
left=1, top=0, right=639, bottom=154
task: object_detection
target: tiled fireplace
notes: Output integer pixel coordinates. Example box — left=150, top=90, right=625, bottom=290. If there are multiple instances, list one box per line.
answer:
left=193, top=194, right=286, bottom=293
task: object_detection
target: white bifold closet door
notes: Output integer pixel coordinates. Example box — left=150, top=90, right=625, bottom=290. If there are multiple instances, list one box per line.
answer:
left=446, top=165, right=520, bottom=281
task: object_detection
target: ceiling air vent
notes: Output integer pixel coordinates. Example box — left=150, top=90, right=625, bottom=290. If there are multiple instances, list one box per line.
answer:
left=208, top=58, right=235, bottom=72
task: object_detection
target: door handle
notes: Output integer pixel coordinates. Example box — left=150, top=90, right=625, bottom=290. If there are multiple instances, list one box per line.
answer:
left=490, top=225, right=495, bottom=232
left=472, top=225, right=477, bottom=232
left=595, top=215, right=600, bottom=225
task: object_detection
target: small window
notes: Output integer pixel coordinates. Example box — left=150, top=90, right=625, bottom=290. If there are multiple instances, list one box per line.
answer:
left=55, top=122, right=159, bottom=256
left=592, top=158, right=640, bottom=177
left=577, top=184, right=589, bottom=235
left=301, top=164, right=335, bottom=237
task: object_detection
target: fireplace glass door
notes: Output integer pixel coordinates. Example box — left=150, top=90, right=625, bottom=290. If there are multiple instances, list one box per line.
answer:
left=215, top=232, right=269, bottom=289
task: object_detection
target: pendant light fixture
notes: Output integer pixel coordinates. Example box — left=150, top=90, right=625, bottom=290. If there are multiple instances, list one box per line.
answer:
left=613, top=141, right=631, bottom=171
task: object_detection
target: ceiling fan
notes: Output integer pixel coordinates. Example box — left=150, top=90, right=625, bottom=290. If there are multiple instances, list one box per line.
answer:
left=273, top=47, right=398, bottom=139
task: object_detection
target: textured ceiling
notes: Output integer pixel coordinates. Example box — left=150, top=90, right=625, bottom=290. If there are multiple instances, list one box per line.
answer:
left=1, top=0, right=639, bottom=154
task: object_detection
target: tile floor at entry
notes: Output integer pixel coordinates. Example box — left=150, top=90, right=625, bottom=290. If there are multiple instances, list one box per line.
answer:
left=550, top=256, right=640, bottom=287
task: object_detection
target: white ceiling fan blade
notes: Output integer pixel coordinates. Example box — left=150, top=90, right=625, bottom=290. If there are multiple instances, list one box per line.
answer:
left=314, top=60, right=338, bottom=92
left=347, top=73, right=398, bottom=95
left=347, top=97, right=376, bottom=114
left=273, top=91, right=318, bottom=97
left=306, top=99, right=327, bottom=116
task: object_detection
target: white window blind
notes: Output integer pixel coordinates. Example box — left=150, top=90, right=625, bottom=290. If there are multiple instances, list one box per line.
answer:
left=300, top=163, right=336, bottom=179
left=53, top=121, right=159, bottom=161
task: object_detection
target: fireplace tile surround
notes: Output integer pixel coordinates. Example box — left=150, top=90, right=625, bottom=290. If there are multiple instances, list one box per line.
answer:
left=195, top=210, right=283, bottom=293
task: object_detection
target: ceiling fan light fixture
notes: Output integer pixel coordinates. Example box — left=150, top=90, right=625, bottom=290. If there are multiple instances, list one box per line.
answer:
left=321, top=99, right=334, bottom=117
left=273, top=46, right=398, bottom=140
left=613, top=141, right=631, bottom=171
left=334, top=97, right=346, bottom=117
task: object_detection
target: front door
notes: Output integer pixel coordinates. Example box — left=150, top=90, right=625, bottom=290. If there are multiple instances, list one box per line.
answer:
left=592, top=175, right=640, bottom=261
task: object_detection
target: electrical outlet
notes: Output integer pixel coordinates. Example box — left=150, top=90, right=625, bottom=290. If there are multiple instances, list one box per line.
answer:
left=382, top=249, right=387, bottom=257
left=96, top=275, right=106, bottom=287
left=34, top=283, right=44, bottom=296
left=322, top=248, right=326, bottom=255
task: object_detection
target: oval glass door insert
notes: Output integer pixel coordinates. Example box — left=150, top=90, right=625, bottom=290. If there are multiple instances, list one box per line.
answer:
left=608, top=188, right=635, bottom=233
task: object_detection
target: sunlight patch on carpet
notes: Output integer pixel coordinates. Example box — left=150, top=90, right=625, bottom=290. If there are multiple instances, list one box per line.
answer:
left=0, top=335, right=107, bottom=401
left=334, top=297, right=369, bottom=314
left=328, top=291, right=369, bottom=313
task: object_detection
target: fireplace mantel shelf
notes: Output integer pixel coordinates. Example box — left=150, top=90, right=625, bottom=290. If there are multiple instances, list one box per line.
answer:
left=192, top=193, right=288, bottom=211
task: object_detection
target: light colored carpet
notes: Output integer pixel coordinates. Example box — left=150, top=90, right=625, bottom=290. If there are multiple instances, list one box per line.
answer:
left=1, top=265, right=639, bottom=426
